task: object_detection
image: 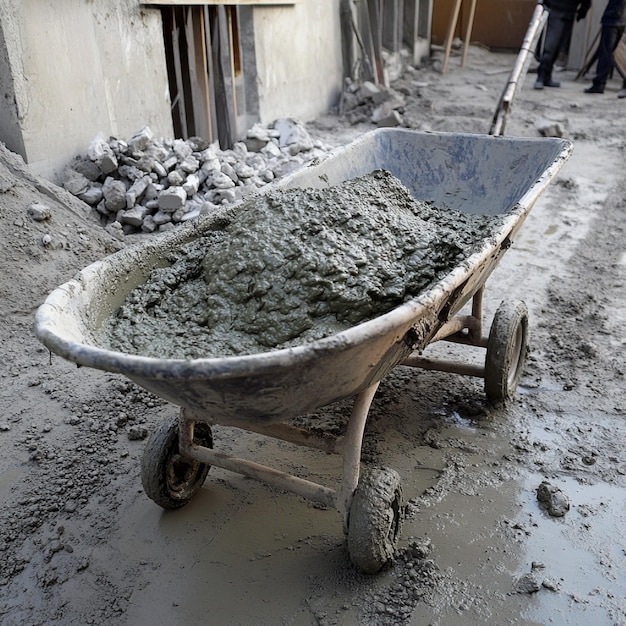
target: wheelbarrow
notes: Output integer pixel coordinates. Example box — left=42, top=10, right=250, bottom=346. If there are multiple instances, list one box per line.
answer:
left=35, top=128, right=572, bottom=573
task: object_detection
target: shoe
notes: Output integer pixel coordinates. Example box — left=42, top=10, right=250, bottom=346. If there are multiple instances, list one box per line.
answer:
left=584, top=84, right=604, bottom=94
left=534, top=79, right=544, bottom=90
left=543, top=79, right=561, bottom=88
left=618, top=88, right=626, bottom=98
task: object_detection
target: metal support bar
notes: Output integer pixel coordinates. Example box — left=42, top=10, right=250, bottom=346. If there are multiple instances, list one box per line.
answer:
left=469, top=285, right=484, bottom=343
left=177, top=383, right=382, bottom=525
left=338, top=382, right=380, bottom=531
left=183, top=444, right=338, bottom=508
left=431, top=315, right=479, bottom=342
left=401, top=354, right=485, bottom=378
left=216, top=420, right=344, bottom=455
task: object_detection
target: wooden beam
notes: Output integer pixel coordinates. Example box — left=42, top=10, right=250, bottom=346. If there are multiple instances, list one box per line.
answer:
left=441, top=0, right=477, bottom=74
left=143, top=1, right=298, bottom=6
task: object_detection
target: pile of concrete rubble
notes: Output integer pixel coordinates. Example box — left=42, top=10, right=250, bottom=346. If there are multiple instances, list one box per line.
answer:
left=340, top=77, right=407, bottom=127
left=61, top=119, right=336, bottom=238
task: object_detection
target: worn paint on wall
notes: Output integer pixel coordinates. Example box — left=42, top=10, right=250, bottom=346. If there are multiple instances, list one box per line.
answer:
left=0, top=0, right=173, bottom=182
left=1, top=0, right=345, bottom=183
left=253, top=0, right=344, bottom=124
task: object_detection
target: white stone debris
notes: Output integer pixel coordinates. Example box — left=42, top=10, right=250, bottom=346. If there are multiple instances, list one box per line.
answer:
left=28, top=202, right=51, bottom=221
left=341, top=77, right=406, bottom=127
left=62, top=118, right=334, bottom=236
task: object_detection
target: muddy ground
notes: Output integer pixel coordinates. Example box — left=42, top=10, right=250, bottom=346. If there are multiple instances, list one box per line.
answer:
left=1, top=46, right=625, bottom=625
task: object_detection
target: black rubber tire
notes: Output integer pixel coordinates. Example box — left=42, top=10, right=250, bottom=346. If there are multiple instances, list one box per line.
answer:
left=484, top=300, right=529, bottom=403
left=347, top=467, right=403, bottom=574
left=141, top=416, right=212, bottom=510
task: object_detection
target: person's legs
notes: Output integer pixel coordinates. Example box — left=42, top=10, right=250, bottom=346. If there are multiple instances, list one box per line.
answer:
left=585, top=24, right=621, bottom=93
left=535, top=13, right=570, bottom=89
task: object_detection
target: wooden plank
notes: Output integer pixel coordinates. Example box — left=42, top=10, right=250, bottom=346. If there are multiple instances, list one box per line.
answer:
left=171, top=8, right=189, bottom=137
left=185, top=7, right=208, bottom=139
left=202, top=7, right=220, bottom=144
left=207, top=6, right=234, bottom=148
left=367, top=0, right=386, bottom=84
left=461, top=0, right=476, bottom=67
left=218, top=6, right=237, bottom=139
left=356, top=0, right=376, bottom=82
left=143, top=1, right=298, bottom=6
left=441, top=0, right=462, bottom=74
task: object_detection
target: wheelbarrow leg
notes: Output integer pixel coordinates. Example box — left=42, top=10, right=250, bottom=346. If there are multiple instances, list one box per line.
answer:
left=468, top=285, right=485, bottom=344
left=338, top=381, right=380, bottom=533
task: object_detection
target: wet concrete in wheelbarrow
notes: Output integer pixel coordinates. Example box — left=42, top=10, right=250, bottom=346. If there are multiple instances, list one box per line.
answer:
left=2, top=46, right=626, bottom=625
left=107, top=170, right=502, bottom=358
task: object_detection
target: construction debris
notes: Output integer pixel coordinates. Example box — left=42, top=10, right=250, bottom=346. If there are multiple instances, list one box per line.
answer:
left=62, top=119, right=334, bottom=237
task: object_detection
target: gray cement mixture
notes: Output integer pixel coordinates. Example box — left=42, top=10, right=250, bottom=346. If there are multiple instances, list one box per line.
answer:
left=107, top=170, right=501, bottom=358
left=2, top=45, right=626, bottom=626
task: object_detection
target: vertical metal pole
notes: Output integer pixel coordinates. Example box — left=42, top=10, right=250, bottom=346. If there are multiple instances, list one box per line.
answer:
left=470, top=285, right=484, bottom=343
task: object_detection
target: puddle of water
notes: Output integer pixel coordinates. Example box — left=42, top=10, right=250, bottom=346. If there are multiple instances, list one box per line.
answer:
left=518, top=473, right=626, bottom=625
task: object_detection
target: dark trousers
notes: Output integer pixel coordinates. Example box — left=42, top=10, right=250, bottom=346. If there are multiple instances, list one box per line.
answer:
left=538, top=11, right=575, bottom=81
left=592, top=24, right=626, bottom=88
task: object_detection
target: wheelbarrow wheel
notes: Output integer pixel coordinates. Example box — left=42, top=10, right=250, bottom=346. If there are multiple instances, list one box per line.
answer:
left=141, top=416, right=213, bottom=510
left=347, top=467, right=403, bottom=574
left=485, top=300, right=529, bottom=402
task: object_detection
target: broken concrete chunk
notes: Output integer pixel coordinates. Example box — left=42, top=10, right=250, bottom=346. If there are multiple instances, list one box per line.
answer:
left=152, top=160, right=167, bottom=179
left=120, top=205, right=149, bottom=227
left=28, top=202, right=51, bottom=221
left=63, top=169, right=91, bottom=196
left=102, top=178, right=127, bottom=212
left=78, top=184, right=103, bottom=206
left=128, top=126, right=154, bottom=153
left=247, top=122, right=272, bottom=142
left=152, top=209, right=172, bottom=226
left=141, top=214, right=157, bottom=233
left=207, top=170, right=236, bottom=190
left=537, top=481, right=570, bottom=517
left=375, top=110, right=403, bottom=128
left=234, top=162, right=255, bottom=179
left=104, top=220, right=125, bottom=241
left=182, top=174, right=200, bottom=197
left=179, top=156, right=199, bottom=174
left=513, top=573, right=541, bottom=594
left=98, top=153, right=119, bottom=176
left=87, top=133, right=119, bottom=174
left=221, top=162, right=238, bottom=184
left=69, top=156, right=101, bottom=182
left=273, top=118, right=314, bottom=153
left=158, top=186, right=187, bottom=212
left=143, top=182, right=162, bottom=201
left=358, top=80, right=381, bottom=100
left=537, top=118, right=565, bottom=138
left=172, top=139, right=193, bottom=160
left=167, top=170, right=185, bottom=187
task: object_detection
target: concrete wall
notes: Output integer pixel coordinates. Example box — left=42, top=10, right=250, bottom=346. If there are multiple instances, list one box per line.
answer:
left=252, top=0, right=344, bottom=124
left=0, top=0, right=173, bottom=182
left=0, top=0, right=345, bottom=183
